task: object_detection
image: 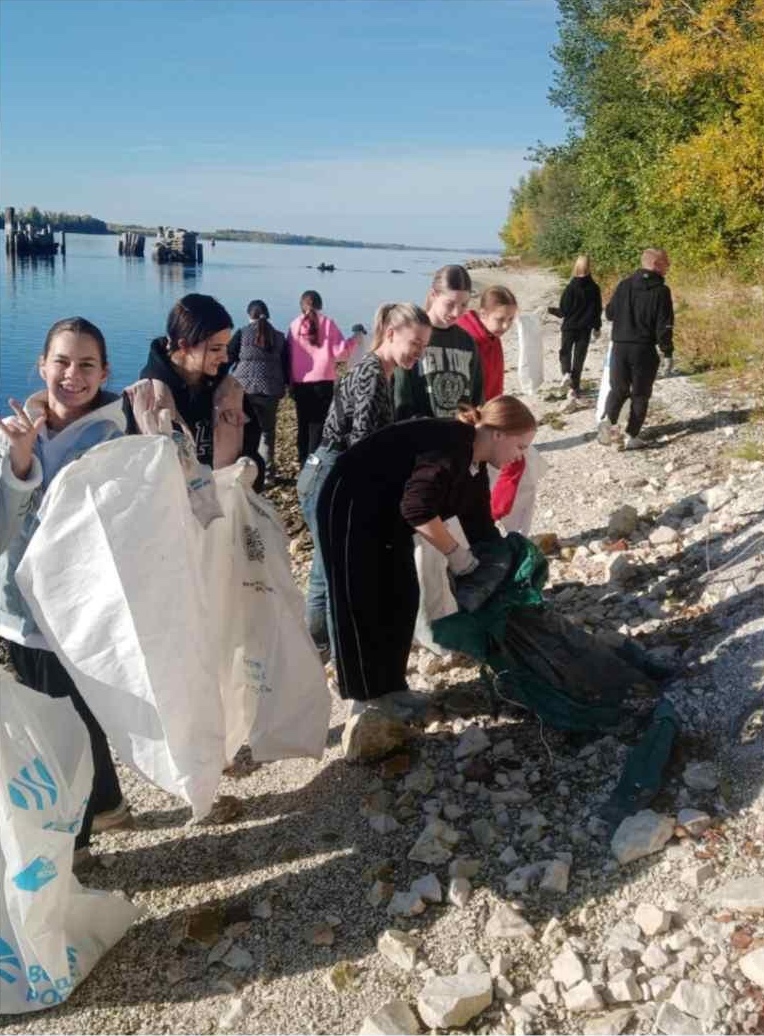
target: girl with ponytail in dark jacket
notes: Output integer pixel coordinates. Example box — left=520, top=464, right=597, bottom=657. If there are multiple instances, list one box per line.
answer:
left=228, top=300, right=287, bottom=484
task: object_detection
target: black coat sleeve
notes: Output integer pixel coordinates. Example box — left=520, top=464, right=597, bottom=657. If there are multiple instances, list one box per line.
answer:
left=559, top=280, right=574, bottom=317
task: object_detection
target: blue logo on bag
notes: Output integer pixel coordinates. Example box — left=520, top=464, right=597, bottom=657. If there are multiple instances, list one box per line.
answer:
left=12, top=855, right=58, bottom=893
left=7, top=756, right=58, bottom=810
left=43, top=795, right=87, bottom=835
left=0, top=937, right=22, bottom=984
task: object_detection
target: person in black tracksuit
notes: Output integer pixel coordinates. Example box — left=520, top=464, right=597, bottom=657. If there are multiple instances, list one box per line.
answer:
left=556, top=255, right=602, bottom=398
left=315, top=396, right=537, bottom=759
left=600, top=249, right=674, bottom=449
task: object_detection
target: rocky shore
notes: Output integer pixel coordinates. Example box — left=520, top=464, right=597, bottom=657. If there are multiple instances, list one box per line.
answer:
left=4, top=265, right=763, bottom=1036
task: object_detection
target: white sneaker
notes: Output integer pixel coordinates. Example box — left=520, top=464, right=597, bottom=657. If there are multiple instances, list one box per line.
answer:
left=560, top=373, right=572, bottom=390
left=597, top=418, right=614, bottom=446
left=624, top=434, right=649, bottom=450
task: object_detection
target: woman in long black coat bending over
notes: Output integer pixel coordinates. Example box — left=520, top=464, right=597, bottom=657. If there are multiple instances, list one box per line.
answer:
left=316, top=395, right=537, bottom=760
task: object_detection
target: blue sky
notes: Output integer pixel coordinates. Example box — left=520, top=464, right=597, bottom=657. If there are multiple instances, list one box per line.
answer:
left=0, top=0, right=566, bottom=249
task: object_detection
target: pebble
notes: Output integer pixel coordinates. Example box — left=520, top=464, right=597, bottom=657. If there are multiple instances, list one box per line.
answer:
left=655, top=1001, right=698, bottom=1035
left=539, top=858, right=570, bottom=893
left=670, top=979, right=726, bottom=1021
left=218, top=997, right=247, bottom=1031
left=563, top=980, right=604, bottom=1013
left=740, top=947, right=764, bottom=988
left=649, top=525, right=679, bottom=546
left=682, top=761, right=718, bottom=791
left=681, top=861, right=714, bottom=888
left=454, top=724, right=491, bottom=760
left=449, top=856, right=481, bottom=879
left=410, top=873, right=442, bottom=903
left=608, top=968, right=641, bottom=1003
left=709, top=875, right=764, bottom=914
left=221, top=944, right=254, bottom=971
left=611, top=810, right=675, bottom=864
left=417, top=972, right=493, bottom=1028
left=675, top=808, right=712, bottom=837
left=634, top=903, right=671, bottom=937
left=550, top=944, right=586, bottom=988
left=448, top=876, right=472, bottom=907
left=377, top=929, right=421, bottom=971
left=359, top=999, right=422, bottom=1035
left=408, top=819, right=461, bottom=865
left=386, top=890, right=426, bottom=917
left=485, top=903, right=535, bottom=940
left=457, top=952, right=489, bottom=974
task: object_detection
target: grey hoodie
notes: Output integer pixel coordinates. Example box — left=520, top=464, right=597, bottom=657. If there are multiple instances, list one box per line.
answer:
left=0, top=391, right=127, bottom=647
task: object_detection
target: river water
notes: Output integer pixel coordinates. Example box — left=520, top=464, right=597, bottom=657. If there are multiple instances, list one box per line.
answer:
left=1, top=233, right=493, bottom=403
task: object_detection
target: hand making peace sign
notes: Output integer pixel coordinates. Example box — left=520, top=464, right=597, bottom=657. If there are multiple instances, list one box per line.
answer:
left=0, top=399, right=47, bottom=481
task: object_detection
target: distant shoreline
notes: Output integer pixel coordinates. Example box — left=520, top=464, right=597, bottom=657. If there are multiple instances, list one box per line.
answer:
left=0, top=218, right=497, bottom=255
left=107, top=225, right=497, bottom=255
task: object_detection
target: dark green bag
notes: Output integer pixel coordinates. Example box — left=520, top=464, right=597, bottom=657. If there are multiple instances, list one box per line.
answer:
left=433, top=533, right=657, bottom=733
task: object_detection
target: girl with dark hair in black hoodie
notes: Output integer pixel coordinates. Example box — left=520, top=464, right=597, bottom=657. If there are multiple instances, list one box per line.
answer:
left=128, top=293, right=252, bottom=473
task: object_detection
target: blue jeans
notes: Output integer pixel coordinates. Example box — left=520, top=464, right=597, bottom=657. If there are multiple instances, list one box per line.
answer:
left=297, top=445, right=340, bottom=652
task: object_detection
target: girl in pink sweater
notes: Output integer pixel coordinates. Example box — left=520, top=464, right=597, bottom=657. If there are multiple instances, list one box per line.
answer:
left=286, top=290, right=363, bottom=465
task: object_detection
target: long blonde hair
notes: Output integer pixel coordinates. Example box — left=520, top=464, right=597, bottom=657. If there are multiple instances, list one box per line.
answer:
left=457, top=395, right=536, bottom=434
left=371, top=302, right=430, bottom=352
left=572, top=254, right=591, bottom=277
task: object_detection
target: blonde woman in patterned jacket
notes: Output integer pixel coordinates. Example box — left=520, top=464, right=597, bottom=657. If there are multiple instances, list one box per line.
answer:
left=297, top=303, right=431, bottom=659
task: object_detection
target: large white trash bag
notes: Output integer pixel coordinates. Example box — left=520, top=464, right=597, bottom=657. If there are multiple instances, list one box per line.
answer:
left=516, top=313, right=544, bottom=395
left=0, top=675, right=140, bottom=1014
left=413, top=518, right=468, bottom=655
left=16, top=436, right=226, bottom=819
left=491, top=444, right=548, bottom=537
left=206, top=461, right=329, bottom=763
left=596, top=340, right=613, bottom=425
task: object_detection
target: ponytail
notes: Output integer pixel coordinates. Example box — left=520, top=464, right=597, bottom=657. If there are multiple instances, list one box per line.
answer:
left=457, top=395, right=536, bottom=434
left=299, top=289, right=323, bottom=347
left=371, top=302, right=430, bottom=352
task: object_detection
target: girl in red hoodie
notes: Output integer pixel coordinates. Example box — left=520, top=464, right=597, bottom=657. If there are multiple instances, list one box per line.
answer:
left=456, top=285, right=517, bottom=401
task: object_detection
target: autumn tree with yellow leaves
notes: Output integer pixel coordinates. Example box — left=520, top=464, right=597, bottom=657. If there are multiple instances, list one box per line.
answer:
left=502, top=0, right=764, bottom=275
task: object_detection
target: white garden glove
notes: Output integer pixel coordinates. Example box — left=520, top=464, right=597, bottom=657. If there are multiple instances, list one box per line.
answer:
left=661, top=355, right=674, bottom=377
left=446, top=543, right=479, bottom=577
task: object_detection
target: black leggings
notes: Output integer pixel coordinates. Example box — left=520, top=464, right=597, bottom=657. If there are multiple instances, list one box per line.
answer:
left=317, top=470, right=418, bottom=701
left=8, top=642, right=123, bottom=849
left=559, top=328, right=592, bottom=391
left=292, top=381, right=335, bottom=467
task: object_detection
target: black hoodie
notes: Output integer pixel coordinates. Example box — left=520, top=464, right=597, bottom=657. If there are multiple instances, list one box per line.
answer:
left=605, top=269, right=674, bottom=356
left=139, top=338, right=230, bottom=467
left=559, top=274, right=602, bottom=333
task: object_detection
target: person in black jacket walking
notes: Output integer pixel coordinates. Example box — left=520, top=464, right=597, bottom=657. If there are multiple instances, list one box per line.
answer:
left=598, top=248, right=674, bottom=450
left=556, top=255, right=602, bottom=400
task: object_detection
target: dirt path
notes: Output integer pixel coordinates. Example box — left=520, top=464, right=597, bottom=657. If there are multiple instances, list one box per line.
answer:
left=5, top=266, right=763, bottom=1036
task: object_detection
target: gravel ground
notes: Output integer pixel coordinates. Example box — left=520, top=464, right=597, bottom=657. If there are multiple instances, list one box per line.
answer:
left=2, top=265, right=763, bottom=1036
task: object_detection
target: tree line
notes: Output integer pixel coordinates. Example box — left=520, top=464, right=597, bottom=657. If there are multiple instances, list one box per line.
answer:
left=5, top=206, right=111, bottom=235
left=501, top=0, right=764, bottom=278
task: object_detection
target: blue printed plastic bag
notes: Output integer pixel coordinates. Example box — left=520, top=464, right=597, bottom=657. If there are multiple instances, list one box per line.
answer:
left=0, top=674, right=140, bottom=1014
